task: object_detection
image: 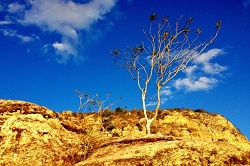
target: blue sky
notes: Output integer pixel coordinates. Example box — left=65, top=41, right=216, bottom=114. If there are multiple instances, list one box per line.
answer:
left=0, top=0, right=250, bottom=139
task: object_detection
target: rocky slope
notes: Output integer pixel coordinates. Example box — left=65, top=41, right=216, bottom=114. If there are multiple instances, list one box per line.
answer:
left=0, top=99, right=249, bottom=165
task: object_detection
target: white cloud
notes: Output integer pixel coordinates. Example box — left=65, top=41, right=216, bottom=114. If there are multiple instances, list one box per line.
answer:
left=160, top=86, right=172, bottom=96
left=146, top=86, right=171, bottom=107
left=194, top=49, right=223, bottom=64
left=21, top=0, right=116, bottom=32
left=202, top=62, right=227, bottom=75
left=0, top=29, right=34, bottom=42
left=0, top=15, right=12, bottom=25
left=21, top=0, right=116, bottom=63
left=175, top=76, right=218, bottom=91
left=146, top=97, right=168, bottom=107
left=41, top=44, right=51, bottom=54
left=183, top=65, right=198, bottom=77
left=53, top=42, right=74, bottom=54
left=7, top=3, right=25, bottom=13
left=146, top=101, right=157, bottom=107
left=173, top=48, right=227, bottom=92
left=0, top=20, right=11, bottom=25
left=1, top=0, right=117, bottom=63
left=20, top=35, right=33, bottom=42
left=193, top=48, right=227, bottom=75
left=52, top=41, right=77, bottom=63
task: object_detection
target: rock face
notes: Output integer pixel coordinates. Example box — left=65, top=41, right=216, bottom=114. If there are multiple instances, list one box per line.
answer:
left=0, top=100, right=57, bottom=118
left=76, top=135, right=250, bottom=166
left=0, top=99, right=250, bottom=165
left=0, top=100, right=88, bottom=166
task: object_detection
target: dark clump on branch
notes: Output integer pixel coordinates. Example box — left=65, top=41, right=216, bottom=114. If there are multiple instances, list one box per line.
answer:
left=216, top=20, right=222, bottom=29
left=113, top=49, right=119, bottom=55
left=182, top=18, right=194, bottom=34
left=196, top=28, right=201, bottom=34
left=149, top=13, right=157, bottom=21
left=185, top=17, right=193, bottom=25
left=182, top=27, right=190, bottom=33
left=162, top=16, right=169, bottom=22
left=162, top=17, right=167, bottom=22
left=153, top=50, right=158, bottom=55
left=133, top=45, right=144, bottom=52
left=162, top=31, right=168, bottom=38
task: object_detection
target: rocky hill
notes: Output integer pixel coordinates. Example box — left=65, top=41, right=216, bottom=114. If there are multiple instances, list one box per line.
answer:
left=0, top=99, right=249, bottom=165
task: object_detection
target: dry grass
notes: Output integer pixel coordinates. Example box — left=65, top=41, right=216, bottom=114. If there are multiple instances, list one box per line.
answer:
left=0, top=99, right=250, bottom=165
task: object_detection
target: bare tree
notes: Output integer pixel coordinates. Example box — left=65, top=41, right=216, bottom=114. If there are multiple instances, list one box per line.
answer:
left=76, top=90, right=122, bottom=113
left=95, top=93, right=123, bottom=113
left=111, top=14, right=221, bottom=134
left=75, top=90, right=95, bottom=112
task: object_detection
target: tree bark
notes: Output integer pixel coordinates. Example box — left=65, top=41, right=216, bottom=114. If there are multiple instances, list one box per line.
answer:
left=142, top=92, right=152, bottom=134
left=146, top=119, right=151, bottom=134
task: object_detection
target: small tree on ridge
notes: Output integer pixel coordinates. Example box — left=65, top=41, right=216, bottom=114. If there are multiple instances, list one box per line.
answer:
left=76, top=90, right=122, bottom=112
left=110, top=13, right=221, bottom=134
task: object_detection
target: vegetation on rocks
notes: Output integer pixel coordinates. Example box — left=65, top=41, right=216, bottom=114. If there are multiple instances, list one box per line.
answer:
left=0, top=99, right=249, bottom=165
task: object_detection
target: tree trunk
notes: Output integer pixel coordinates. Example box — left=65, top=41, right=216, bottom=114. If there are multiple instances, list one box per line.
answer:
left=146, top=119, right=151, bottom=134
left=142, top=92, right=152, bottom=134
left=153, top=84, right=161, bottom=120
left=146, top=118, right=155, bottom=134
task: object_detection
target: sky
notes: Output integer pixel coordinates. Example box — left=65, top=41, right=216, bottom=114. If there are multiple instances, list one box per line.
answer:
left=0, top=0, right=250, bottom=139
